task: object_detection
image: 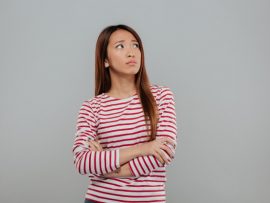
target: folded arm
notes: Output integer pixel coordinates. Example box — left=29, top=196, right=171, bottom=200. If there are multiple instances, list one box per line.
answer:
left=87, top=137, right=175, bottom=178
left=72, top=101, right=175, bottom=176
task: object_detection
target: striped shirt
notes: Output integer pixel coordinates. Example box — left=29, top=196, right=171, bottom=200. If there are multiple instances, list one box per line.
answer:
left=72, top=85, right=177, bottom=203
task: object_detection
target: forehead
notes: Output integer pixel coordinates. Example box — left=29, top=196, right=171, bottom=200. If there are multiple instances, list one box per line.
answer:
left=109, top=29, right=137, bottom=43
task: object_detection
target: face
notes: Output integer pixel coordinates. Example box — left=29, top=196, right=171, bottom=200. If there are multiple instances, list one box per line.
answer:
left=105, top=29, right=141, bottom=78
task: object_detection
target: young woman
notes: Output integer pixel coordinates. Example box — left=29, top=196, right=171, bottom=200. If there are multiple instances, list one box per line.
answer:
left=72, top=24, right=177, bottom=203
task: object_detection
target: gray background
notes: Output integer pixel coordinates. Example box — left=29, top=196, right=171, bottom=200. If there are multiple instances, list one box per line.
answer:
left=1, top=0, right=269, bottom=202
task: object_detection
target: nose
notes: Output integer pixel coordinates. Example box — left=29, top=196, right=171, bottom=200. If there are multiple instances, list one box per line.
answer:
left=127, top=50, right=135, bottom=57
left=127, top=46, right=135, bottom=57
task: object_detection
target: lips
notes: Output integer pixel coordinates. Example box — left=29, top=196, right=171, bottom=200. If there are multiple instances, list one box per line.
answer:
left=126, top=60, right=137, bottom=65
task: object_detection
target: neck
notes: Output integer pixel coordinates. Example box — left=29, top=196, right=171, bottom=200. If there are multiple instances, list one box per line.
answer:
left=107, top=74, right=136, bottom=98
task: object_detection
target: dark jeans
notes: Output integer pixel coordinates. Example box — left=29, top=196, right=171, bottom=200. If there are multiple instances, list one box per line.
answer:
left=84, top=199, right=96, bottom=203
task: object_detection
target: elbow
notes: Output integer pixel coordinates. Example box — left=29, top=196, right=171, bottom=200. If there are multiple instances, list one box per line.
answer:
left=74, top=159, right=102, bottom=176
left=74, top=161, right=87, bottom=175
left=73, top=153, right=89, bottom=175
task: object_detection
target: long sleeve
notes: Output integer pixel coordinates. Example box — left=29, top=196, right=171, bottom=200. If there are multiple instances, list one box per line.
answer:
left=72, top=101, right=120, bottom=175
left=128, top=87, right=177, bottom=177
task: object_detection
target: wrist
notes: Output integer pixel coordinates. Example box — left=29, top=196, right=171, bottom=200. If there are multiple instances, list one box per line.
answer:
left=136, top=143, right=146, bottom=156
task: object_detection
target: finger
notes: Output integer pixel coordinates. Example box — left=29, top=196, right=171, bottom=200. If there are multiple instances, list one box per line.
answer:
left=154, top=151, right=165, bottom=165
left=95, top=140, right=103, bottom=151
left=158, top=149, right=171, bottom=164
left=96, top=143, right=103, bottom=151
left=163, top=137, right=177, bottom=148
left=160, top=144, right=174, bottom=158
left=88, top=141, right=98, bottom=151
left=89, top=141, right=96, bottom=150
left=156, top=137, right=170, bottom=144
left=92, top=140, right=103, bottom=151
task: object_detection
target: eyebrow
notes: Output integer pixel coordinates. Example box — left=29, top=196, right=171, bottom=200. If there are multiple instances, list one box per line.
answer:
left=113, top=39, right=138, bottom=45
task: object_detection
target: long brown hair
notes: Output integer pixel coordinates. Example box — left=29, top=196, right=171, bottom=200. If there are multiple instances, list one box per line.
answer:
left=95, top=24, right=158, bottom=140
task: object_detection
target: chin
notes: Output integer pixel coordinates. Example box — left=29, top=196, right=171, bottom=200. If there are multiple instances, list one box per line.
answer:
left=128, top=69, right=140, bottom=75
left=123, top=67, right=140, bottom=75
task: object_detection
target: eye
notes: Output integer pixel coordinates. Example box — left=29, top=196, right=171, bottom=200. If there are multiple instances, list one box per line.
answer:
left=133, top=43, right=139, bottom=48
left=115, top=44, right=124, bottom=49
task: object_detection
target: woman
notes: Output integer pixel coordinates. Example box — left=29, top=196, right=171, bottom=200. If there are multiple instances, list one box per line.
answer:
left=72, top=24, right=177, bottom=203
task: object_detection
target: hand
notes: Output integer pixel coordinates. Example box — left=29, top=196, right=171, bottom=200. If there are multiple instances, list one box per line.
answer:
left=88, top=139, right=103, bottom=151
left=102, top=164, right=130, bottom=178
left=138, top=137, right=176, bottom=165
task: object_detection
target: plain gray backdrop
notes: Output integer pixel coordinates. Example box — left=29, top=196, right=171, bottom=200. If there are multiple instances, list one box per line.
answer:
left=1, top=0, right=270, bottom=202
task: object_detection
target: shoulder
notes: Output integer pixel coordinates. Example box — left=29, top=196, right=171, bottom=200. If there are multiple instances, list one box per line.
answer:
left=150, top=84, right=175, bottom=102
left=79, top=94, right=104, bottom=115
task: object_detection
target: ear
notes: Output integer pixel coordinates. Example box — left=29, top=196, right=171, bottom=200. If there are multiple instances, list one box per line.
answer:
left=104, top=59, right=109, bottom=68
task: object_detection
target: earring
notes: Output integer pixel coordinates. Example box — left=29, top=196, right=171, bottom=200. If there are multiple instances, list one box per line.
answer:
left=105, top=62, right=109, bottom=68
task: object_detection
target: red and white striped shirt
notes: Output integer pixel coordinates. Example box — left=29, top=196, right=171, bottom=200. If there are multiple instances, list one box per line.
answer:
left=72, top=85, right=177, bottom=203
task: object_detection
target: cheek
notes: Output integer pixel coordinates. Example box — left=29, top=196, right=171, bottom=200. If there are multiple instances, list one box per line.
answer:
left=137, top=51, right=142, bottom=59
left=138, top=53, right=142, bottom=62
left=107, top=53, right=119, bottom=64
left=109, top=51, right=122, bottom=60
